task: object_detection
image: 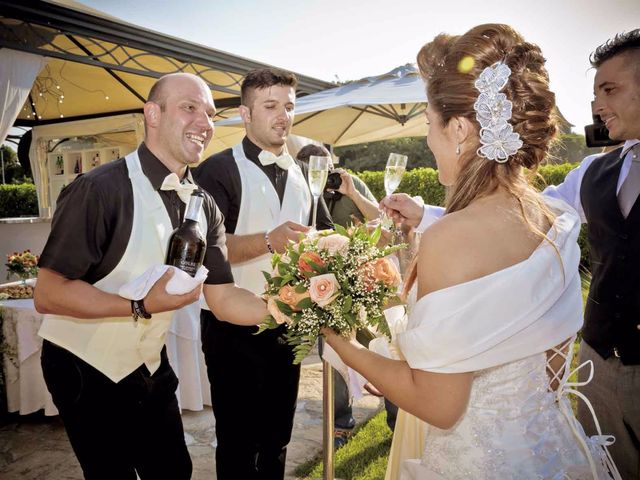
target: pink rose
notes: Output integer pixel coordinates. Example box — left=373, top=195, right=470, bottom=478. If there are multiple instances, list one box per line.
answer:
left=278, top=284, right=310, bottom=311
left=371, top=258, right=401, bottom=287
left=298, top=251, right=325, bottom=276
left=359, top=257, right=401, bottom=291
left=317, top=233, right=350, bottom=255
left=267, top=297, right=293, bottom=325
left=309, top=273, right=340, bottom=307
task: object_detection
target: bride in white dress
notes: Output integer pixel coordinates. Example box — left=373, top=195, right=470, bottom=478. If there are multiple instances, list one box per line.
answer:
left=322, top=24, right=620, bottom=479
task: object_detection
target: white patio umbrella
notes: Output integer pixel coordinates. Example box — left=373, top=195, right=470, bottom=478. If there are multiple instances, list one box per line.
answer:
left=217, top=64, right=429, bottom=146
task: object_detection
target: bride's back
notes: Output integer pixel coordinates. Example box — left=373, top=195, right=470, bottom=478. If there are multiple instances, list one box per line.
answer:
left=416, top=189, right=554, bottom=300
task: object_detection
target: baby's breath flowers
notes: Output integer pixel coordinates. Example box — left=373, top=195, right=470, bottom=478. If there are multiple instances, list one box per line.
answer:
left=260, top=225, right=403, bottom=364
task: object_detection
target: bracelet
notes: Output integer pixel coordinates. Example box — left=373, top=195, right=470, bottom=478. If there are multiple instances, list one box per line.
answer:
left=265, top=231, right=275, bottom=254
left=131, top=299, right=152, bottom=322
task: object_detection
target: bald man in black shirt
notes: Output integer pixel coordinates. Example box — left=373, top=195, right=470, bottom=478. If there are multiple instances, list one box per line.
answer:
left=35, top=73, right=269, bottom=480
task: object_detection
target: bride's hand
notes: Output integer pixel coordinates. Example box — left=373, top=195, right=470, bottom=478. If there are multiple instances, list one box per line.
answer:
left=320, top=326, right=340, bottom=342
left=320, top=326, right=357, bottom=345
left=320, top=326, right=334, bottom=337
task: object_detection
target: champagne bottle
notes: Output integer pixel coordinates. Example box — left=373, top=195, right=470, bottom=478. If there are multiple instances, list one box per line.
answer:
left=165, top=190, right=206, bottom=277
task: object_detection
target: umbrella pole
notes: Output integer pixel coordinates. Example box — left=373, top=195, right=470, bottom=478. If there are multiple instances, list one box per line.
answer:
left=321, top=338, right=335, bottom=480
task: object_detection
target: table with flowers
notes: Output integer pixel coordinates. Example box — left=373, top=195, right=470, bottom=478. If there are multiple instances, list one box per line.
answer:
left=1, top=297, right=58, bottom=415
left=0, top=296, right=211, bottom=416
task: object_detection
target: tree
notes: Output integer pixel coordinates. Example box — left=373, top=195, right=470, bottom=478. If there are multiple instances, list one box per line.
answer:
left=335, top=137, right=435, bottom=172
left=548, top=132, right=601, bottom=164
left=0, top=145, right=32, bottom=184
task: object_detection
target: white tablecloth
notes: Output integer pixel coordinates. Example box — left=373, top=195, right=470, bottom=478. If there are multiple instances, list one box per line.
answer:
left=0, top=299, right=211, bottom=416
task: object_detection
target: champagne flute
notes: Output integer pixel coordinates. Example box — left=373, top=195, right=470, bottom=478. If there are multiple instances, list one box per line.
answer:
left=382, top=153, right=408, bottom=227
left=308, top=155, right=331, bottom=230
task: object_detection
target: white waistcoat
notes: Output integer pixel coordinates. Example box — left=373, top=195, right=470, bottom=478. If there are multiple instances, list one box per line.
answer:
left=39, top=151, right=207, bottom=383
left=230, top=143, right=311, bottom=294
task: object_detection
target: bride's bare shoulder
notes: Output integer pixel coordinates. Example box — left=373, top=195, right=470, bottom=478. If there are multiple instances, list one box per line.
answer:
left=416, top=210, right=484, bottom=296
left=416, top=202, right=535, bottom=297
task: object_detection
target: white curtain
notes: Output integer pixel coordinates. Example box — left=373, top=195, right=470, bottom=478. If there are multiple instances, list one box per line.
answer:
left=0, top=48, right=47, bottom=143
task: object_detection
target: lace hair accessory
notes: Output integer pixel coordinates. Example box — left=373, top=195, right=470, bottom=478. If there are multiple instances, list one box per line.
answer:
left=474, top=62, right=523, bottom=163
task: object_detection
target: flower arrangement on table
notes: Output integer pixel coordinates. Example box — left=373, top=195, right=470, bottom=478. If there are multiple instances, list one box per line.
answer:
left=5, top=250, right=39, bottom=282
left=260, top=224, right=404, bottom=364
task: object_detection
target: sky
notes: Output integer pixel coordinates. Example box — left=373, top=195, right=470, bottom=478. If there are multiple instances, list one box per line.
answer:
left=74, top=0, right=639, bottom=133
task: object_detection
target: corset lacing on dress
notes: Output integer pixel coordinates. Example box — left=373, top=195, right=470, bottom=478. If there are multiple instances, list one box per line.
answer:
left=547, top=337, right=622, bottom=480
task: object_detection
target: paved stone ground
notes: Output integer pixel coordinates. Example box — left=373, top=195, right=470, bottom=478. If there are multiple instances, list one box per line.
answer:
left=0, top=356, right=382, bottom=480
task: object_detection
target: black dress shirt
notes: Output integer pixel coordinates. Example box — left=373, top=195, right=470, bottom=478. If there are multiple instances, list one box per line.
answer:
left=194, top=136, right=333, bottom=233
left=39, top=142, right=233, bottom=286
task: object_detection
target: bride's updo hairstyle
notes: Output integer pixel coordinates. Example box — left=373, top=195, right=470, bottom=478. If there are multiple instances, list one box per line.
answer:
left=417, top=23, right=558, bottom=214
left=403, top=24, right=559, bottom=297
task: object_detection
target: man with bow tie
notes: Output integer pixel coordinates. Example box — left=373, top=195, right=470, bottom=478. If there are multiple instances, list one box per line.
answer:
left=194, top=68, right=332, bottom=480
left=34, top=72, right=270, bottom=480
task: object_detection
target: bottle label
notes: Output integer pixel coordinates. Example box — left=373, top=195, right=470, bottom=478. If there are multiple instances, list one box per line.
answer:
left=172, top=258, right=199, bottom=277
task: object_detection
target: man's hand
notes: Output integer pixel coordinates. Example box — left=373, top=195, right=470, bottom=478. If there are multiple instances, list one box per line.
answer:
left=379, top=193, right=424, bottom=228
left=335, top=169, right=356, bottom=198
left=204, top=283, right=268, bottom=326
left=268, top=221, right=310, bottom=252
left=34, top=267, right=201, bottom=319
left=144, top=269, right=202, bottom=314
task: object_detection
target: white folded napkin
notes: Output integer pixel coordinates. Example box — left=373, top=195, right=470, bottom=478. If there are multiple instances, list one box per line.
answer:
left=321, top=343, right=368, bottom=400
left=118, top=265, right=209, bottom=300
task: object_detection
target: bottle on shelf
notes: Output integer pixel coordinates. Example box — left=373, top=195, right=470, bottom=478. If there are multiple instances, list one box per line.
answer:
left=55, top=155, right=64, bottom=175
left=74, top=158, right=81, bottom=174
left=165, top=190, right=207, bottom=277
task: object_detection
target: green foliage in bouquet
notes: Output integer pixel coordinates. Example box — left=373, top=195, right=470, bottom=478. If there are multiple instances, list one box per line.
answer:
left=259, top=224, right=404, bottom=364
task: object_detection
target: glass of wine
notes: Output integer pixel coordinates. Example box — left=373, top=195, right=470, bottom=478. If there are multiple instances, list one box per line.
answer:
left=382, top=153, right=408, bottom=227
left=308, top=155, right=331, bottom=229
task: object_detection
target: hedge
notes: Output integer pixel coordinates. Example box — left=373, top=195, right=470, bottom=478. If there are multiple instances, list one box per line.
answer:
left=0, top=184, right=38, bottom=218
left=356, top=163, right=590, bottom=268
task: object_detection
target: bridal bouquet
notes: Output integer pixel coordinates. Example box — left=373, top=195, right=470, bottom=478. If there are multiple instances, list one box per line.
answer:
left=260, top=225, right=404, bottom=364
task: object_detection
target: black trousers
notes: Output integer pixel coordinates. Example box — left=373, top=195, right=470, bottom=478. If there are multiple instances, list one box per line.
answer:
left=201, top=311, right=301, bottom=480
left=41, top=340, right=192, bottom=480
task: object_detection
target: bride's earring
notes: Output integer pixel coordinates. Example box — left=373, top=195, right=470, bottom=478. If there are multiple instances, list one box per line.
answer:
left=456, top=143, right=461, bottom=155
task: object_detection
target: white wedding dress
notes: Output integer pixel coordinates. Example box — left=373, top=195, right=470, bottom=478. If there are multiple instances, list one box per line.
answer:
left=395, top=200, right=620, bottom=480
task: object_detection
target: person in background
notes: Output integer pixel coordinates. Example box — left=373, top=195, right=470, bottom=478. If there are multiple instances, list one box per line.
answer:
left=34, top=73, right=268, bottom=480
left=194, top=68, right=332, bottom=480
left=296, top=144, right=380, bottom=227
